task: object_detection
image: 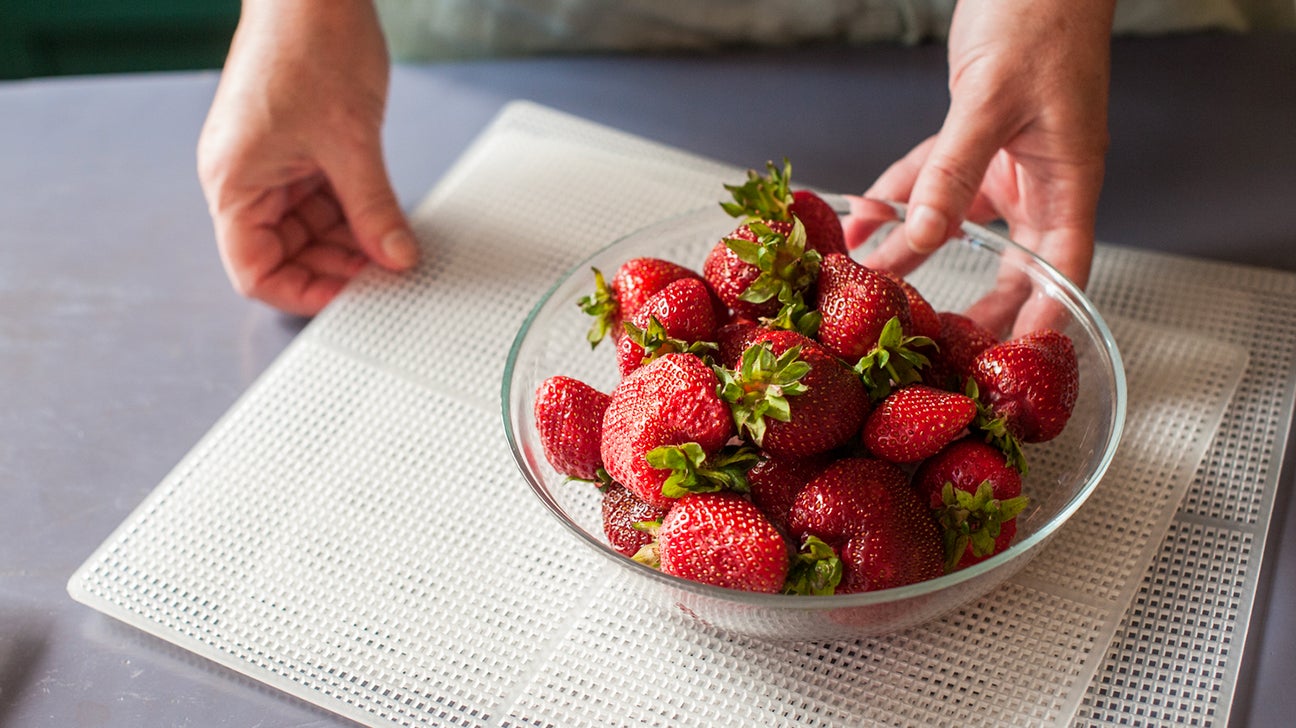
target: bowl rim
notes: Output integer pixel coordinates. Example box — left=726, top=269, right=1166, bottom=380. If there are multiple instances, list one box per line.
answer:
left=501, top=196, right=1127, bottom=610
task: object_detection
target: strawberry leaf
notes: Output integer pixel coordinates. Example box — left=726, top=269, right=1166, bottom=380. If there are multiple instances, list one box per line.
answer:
left=783, top=536, right=844, bottom=596
left=623, top=317, right=718, bottom=367
left=966, top=380, right=1030, bottom=476
left=646, top=442, right=759, bottom=498
left=724, top=219, right=822, bottom=308
left=715, top=343, right=811, bottom=446
left=720, top=159, right=794, bottom=222
left=936, top=480, right=1030, bottom=571
left=576, top=267, right=618, bottom=348
left=853, top=316, right=935, bottom=401
left=761, top=287, right=822, bottom=339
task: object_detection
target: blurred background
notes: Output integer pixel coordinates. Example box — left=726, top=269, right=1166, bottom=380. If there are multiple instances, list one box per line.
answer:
left=4, top=0, right=1294, bottom=81
left=2, top=0, right=238, bottom=80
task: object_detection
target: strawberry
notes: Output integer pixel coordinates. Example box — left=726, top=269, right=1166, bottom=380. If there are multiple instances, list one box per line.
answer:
left=579, top=257, right=702, bottom=347
left=715, top=318, right=764, bottom=369
left=970, top=328, right=1079, bottom=444
left=652, top=491, right=790, bottom=593
left=790, top=189, right=849, bottom=257
left=861, top=384, right=977, bottom=463
left=717, top=329, right=870, bottom=459
left=927, top=312, right=998, bottom=392
left=879, top=269, right=941, bottom=340
left=703, top=219, right=821, bottom=331
left=747, top=453, right=830, bottom=535
left=600, top=353, right=741, bottom=509
left=837, top=524, right=944, bottom=594
left=912, top=438, right=1028, bottom=571
left=533, top=375, right=611, bottom=481
left=814, top=254, right=934, bottom=400
left=601, top=483, right=669, bottom=558
left=615, top=277, right=719, bottom=376
left=720, top=159, right=848, bottom=256
left=788, top=457, right=943, bottom=592
left=814, top=254, right=910, bottom=361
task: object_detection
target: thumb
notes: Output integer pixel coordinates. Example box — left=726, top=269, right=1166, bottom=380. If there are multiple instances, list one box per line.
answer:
left=904, top=103, right=1017, bottom=255
left=325, top=144, right=419, bottom=271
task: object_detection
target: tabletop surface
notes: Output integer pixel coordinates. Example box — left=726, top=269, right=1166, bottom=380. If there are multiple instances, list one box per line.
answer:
left=2, top=32, right=1294, bottom=727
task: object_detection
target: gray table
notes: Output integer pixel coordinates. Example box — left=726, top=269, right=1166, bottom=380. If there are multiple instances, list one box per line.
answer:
left=2, top=32, right=1294, bottom=727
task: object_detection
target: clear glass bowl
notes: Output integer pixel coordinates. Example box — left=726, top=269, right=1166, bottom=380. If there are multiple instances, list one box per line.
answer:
left=502, top=197, right=1126, bottom=640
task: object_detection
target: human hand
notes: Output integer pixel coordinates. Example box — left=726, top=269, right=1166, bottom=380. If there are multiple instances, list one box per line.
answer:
left=197, top=0, right=418, bottom=316
left=846, top=0, right=1115, bottom=332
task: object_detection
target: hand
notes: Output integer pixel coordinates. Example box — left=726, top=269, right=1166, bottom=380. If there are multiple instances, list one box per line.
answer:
left=846, top=0, right=1115, bottom=330
left=197, top=0, right=418, bottom=316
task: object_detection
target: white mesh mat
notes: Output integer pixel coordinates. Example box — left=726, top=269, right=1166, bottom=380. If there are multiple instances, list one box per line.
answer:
left=69, top=102, right=1296, bottom=727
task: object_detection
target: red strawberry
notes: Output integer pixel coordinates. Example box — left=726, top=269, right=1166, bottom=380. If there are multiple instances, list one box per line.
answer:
left=602, top=483, right=669, bottom=558
left=862, top=384, right=977, bottom=463
left=533, top=375, right=611, bottom=481
left=721, top=160, right=847, bottom=256
left=715, top=318, right=764, bottom=369
left=970, top=328, right=1079, bottom=444
left=579, top=257, right=702, bottom=347
left=912, top=438, right=1028, bottom=570
left=814, top=253, right=911, bottom=361
left=788, top=458, right=943, bottom=592
left=791, top=189, right=848, bottom=256
left=615, top=277, right=719, bottom=376
left=879, top=270, right=941, bottom=340
left=747, top=454, right=830, bottom=535
left=655, top=492, right=789, bottom=593
left=703, top=219, right=820, bottom=329
left=837, top=524, right=944, bottom=593
left=717, top=329, right=870, bottom=459
left=600, top=353, right=738, bottom=509
left=927, top=312, right=998, bottom=391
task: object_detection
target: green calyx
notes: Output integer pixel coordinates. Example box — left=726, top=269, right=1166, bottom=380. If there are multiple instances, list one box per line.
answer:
left=622, top=316, right=719, bottom=366
left=715, top=342, right=811, bottom=446
left=966, top=379, right=1029, bottom=476
left=761, top=286, right=822, bottom=339
left=720, top=159, right=794, bottom=222
left=853, top=316, right=935, bottom=401
left=937, top=480, right=1029, bottom=573
left=725, top=218, right=822, bottom=308
left=783, top=536, right=844, bottom=596
left=645, top=442, right=761, bottom=499
left=576, top=267, right=618, bottom=349
left=630, top=519, right=663, bottom=569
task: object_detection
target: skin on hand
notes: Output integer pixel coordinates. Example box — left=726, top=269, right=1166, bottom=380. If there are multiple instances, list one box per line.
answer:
left=846, top=0, right=1116, bottom=331
left=197, top=0, right=419, bottom=316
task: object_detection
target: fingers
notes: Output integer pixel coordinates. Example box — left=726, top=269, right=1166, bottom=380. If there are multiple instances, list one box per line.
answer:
left=248, top=260, right=351, bottom=318
left=321, top=141, right=420, bottom=272
left=905, top=99, right=1020, bottom=256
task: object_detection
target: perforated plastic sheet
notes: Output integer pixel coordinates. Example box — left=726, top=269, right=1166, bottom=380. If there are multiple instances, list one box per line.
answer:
left=69, top=102, right=1296, bottom=727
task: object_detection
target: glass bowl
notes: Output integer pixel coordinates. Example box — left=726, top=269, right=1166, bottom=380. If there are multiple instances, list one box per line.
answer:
left=502, top=197, right=1126, bottom=641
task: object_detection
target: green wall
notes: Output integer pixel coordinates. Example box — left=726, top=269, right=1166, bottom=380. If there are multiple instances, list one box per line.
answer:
left=2, top=1, right=240, bottom=79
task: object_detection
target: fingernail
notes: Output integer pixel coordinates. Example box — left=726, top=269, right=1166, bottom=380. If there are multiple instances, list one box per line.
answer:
left=380, top=229, right=420, bottom=269
left=906, top=205, right=948, bottom=254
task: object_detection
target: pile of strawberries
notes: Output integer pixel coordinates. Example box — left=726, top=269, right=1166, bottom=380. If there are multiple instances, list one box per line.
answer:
left=533, top=162, right=1079, bottom=595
